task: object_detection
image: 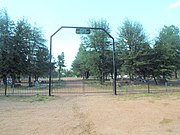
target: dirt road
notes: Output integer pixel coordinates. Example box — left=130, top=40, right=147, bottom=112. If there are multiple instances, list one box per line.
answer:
left=0, top=93, right=180, bottom=135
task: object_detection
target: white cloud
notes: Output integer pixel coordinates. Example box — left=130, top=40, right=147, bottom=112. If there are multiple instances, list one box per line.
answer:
left=169, top=1, right=180, bottom=9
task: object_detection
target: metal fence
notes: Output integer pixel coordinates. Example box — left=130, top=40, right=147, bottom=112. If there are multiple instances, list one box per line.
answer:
left=116, top=80, right=180, bottom=94
left=0, top=77, right=112, bottom=96
left=51, top=78, right=112, bottom=95
left=0, top=77, right=180, bottom=96
left=0, top=78, right=49, bottom=95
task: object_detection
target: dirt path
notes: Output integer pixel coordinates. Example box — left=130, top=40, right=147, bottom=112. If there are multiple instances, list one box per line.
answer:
left=53, top=78, right=111, bottom=94
left=0, top=93, right=180, bottom=135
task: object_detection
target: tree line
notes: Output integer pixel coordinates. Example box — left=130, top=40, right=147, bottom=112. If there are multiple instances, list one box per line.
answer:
left=0, top=9, right=49, bottom=89
left=1, top=8, right=179, bottom=87
left=72, top=19, right=180, bottom=84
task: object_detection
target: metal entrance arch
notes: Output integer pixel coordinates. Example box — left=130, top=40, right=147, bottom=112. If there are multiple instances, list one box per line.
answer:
left=48, top=26, right=117, bottom=96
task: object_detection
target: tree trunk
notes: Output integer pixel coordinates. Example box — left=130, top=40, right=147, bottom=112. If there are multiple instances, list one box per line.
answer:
left=11, top=74, right=16, bottom=88
left=3, top=76, right=7, bottom=96
left=121, top=75, right=124, bottom=81
left=129, top=72, right=132, bottom=80
left=153, top=74, right=158, bottom=85
left=100, top=72, right=105, bottom=85
left=58, top=68, right=61, bottom=81
left=17, top=74, right=21, bottom=83
left=83, top=71, right=89, bottom=80
left=163, top=74, right=167, bottom=85
left=34, top=75, right=39, bottom=82
left=111, top=72, right=113, bottom=79
left=28, top=74, right=32, bottom=87
left=174, top=70, right=178, bottom=79
left=5, top=83, right=7, bottom=96
left=143, top=71, right=146, bottom=80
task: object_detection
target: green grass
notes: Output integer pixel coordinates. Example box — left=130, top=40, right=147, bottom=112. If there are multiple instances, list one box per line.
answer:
left=160, top=118, right=173, bottom=124
left=0, top=94, right=56, bottom=103
left=114, top=92, right=180, bottom=100
left=0, top=80, right=65, bottom=93
left=29, top=94, right=55, bottom=102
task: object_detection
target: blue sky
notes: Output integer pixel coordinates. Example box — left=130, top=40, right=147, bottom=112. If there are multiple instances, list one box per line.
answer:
left=0, top=0, right=180, bottom=69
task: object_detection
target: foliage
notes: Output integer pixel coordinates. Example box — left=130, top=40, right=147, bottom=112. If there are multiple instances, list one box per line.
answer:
left=0, top=9, right=49, bottom=88
left=72, top=18, right=180, bottom=85
left=2, top=95, right=56, bottom=103
left=117, top=19, right=151, bottom=80
left=61, top=69, right=74, bottom=77
left=154, top=25, right=180, bottom=81
left=57, top=52, right=65, bottom=80
left=116, top=20, right=180, bottom=84
left=1, top=9, right=180, bottom=88
left=72, top=19, right=113, bottom=84
left=72, top=43, right=90, bottom=77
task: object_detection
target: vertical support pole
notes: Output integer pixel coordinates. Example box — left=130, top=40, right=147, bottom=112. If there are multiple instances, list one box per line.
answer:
left=82, top=77, right=85, bottom=94
left=112, top=38, right=117, bottom=95
left=4, top=84, right=7, bottom=96
left=165, top=82, right=168, bottom=92
left=126, top=82, right=128, bottom=93
left=147, top=80, right=150, bottom=93
left=49, top=36, right=52, bottom=96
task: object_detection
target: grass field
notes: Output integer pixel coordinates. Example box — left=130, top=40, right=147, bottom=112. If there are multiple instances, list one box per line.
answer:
left=0, top=92, right=180, bottom=135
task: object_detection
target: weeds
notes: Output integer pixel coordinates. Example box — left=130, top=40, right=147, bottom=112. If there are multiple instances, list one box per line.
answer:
left=0, top=94, right=56, bottom=103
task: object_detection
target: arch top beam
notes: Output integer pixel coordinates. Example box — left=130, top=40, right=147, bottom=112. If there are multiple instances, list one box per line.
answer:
left=51, top=26, right=114, bottom=40
left=49, top=26, right=117, bottom=96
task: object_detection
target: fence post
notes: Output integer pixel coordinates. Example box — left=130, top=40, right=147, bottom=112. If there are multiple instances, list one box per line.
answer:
left=4, top=84, right=7, bottom=96
left=147, top=80, right=150, bottom=93
left=165, top=82, right=168, bottom=92
left=83, top=78, right=85, bottom=94
left=126, top=83, right=128, bottom=93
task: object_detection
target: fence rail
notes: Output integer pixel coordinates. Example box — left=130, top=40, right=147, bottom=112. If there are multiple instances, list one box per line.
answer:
left=0, top=78, right=180, bottom=96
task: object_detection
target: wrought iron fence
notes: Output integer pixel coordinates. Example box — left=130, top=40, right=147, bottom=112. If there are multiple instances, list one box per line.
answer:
left=0, top=77, right=180, bottom=96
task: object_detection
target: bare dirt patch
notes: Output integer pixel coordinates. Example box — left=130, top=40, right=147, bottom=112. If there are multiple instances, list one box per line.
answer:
left=0, top=93, right=180, bottom=135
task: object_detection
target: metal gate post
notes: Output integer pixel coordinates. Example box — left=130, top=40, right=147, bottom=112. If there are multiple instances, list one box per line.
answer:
left=49, top=36, right=52, bottom=96
left=112, top=39, right=117, bottom=95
